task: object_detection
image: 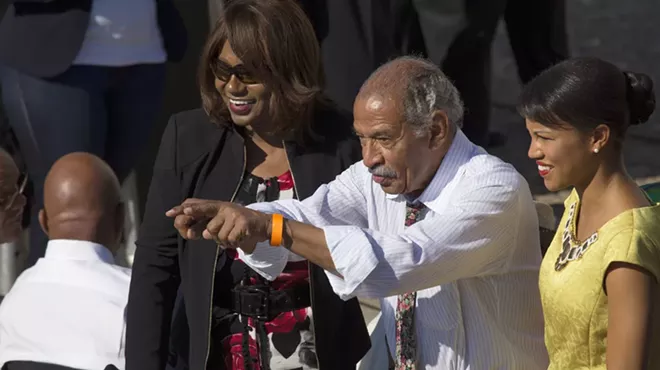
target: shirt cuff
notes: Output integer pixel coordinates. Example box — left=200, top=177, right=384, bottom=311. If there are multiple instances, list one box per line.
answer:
left=246, top=202, right=277, bottom=214
left=322, top=225, right=379, bottom=300
left=237, top=241, right=288, bottom=281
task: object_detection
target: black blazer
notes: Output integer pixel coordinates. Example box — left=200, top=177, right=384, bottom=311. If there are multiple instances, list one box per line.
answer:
left=126, top=107, right=371, bottom=370
left=0, top=0, right=187, bottom=78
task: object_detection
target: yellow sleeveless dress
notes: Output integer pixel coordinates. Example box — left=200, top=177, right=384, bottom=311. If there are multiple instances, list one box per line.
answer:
left=539, top=189, right=660, bottom=369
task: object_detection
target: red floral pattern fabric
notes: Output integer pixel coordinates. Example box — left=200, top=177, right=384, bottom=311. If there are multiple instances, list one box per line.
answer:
left=220, top=261, right=313, bottom=369
left=218, top=170, right=316, bottom=369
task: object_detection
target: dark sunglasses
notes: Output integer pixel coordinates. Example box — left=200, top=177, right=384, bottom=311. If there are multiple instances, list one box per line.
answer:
left=210, top=59, right=260, bottom=85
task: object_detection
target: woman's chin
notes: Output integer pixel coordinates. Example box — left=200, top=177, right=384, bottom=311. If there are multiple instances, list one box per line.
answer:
left=543, top=178, right=568, bottom=193
left=229, top=110, right=261, bottom=127
left=230, top=118, right=250, bottom=127
left=227, top=112, right=247, bottom=124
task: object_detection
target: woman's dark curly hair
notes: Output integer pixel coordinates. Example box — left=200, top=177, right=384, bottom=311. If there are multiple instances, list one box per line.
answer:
left=198, top=0, right=327, bottom=139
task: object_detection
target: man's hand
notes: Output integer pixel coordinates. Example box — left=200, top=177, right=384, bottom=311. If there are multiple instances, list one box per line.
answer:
left=166, top=198, right=218, bottom=240
left=166, top=198, right=271, bottom=253
left=167, top=199, right=339, bottom=275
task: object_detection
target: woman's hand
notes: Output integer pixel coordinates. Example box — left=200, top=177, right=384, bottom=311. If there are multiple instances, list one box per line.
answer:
left=166, top=198, right=271, bottom=253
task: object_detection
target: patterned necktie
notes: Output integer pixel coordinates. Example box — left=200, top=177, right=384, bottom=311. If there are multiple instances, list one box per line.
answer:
left=395, top=202, right=426, bottom=370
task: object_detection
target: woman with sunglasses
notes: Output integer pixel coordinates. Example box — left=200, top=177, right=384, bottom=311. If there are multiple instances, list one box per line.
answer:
left=521, top=57, right=660, bottom=370
left=125, top=1, right=370, bottom=369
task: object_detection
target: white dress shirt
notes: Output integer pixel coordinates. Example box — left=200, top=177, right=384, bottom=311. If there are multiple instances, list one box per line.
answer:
left=0, top=240, right=131, bottom=370
left=73, top=0, right=167, bottom=66
left=241, top=130, right=549, bottom=369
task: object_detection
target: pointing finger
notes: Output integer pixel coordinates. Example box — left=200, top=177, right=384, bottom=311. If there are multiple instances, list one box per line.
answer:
left=183, top=202, right=225, bottom=219
left=166, top=205, right=185, bottom=217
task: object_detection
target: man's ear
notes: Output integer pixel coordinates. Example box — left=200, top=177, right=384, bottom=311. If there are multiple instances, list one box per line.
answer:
left=38, top=209, right=48, bottom=235
left=428, top=110, right=450, bottom=149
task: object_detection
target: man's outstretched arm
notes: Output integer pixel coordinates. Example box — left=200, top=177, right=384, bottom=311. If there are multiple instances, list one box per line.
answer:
left=167, top=163, right=369, bottom=279
left=170, top=171, right=526, bottom=300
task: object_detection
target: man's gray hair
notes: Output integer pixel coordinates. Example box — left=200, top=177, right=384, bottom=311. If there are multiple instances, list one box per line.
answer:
left=358, top=56, right=464, bottom=135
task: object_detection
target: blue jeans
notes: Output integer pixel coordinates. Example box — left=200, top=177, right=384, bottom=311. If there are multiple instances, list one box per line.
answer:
left=0, top=63, right=166, bottom=267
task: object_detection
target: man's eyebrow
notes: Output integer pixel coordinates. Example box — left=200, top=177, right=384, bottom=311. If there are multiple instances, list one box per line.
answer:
left=367, top=130, right=393, bottom=138
left=353, top=124, right=394, bottom=138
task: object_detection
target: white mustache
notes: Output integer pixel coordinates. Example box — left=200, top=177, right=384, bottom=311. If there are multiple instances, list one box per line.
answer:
left=369, top=166, right=397, bottom=178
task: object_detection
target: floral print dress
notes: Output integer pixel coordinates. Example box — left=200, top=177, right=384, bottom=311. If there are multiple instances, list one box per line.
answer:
left=209, top=170, right=316, bottom=370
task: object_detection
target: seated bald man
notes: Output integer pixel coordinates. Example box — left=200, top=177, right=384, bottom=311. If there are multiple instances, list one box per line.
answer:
left=0, top=153, right=129, bottom=370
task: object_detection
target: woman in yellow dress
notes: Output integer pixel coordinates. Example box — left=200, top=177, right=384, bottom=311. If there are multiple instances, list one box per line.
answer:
left=520, top=57, right=659, bottom=370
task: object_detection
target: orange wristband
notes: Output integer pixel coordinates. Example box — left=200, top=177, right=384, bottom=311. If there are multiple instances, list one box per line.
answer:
left=270, top=214, right=284, bottom=247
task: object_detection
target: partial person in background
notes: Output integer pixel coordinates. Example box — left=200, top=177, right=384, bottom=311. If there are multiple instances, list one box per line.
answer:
left=0, top=0, right=187, bottom=268
left=0, top=152, right=129, bottom=370
left=305, top=0, right=427, bottom=112
left=415, top=0, right=569, bottom=147
left=0, top=148, right=26, bottom=245
left=0, top=113, right=33, bottom=296
left=522, top=57, right=659, bottom=370
left=126, top=1, right=369, bottom=369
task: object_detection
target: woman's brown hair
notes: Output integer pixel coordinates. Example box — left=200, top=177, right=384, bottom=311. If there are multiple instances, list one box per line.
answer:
left=198, top=0, right=326, bottom=139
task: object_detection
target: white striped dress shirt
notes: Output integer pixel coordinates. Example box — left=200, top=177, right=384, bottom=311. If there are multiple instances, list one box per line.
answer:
left=242, top=130, right=549, bottom=369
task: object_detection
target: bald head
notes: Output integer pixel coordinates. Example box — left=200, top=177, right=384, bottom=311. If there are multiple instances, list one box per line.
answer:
left=357, top=56, right=464, bottom=133
left=358, top=57, right=437, bottom=99
left=40, top=153, right=122, bottom=249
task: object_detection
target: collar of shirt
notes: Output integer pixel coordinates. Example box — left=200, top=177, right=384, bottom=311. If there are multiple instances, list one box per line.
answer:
left=44, top=239, right=115, bottom=265
left=385, top=129, right=478, bottom=213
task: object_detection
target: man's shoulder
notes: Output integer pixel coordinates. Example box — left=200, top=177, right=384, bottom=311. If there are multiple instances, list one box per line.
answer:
left=109, top=264, right=133, bottom=281
left=98, top=263, right=132, bottom=289
left=463, top=152, right=527, bottom=190
left=20, top=260, right=131, bottom=295
left=5, top=264, right=39, bottom=289
left=0, top=266, right=37, bottom=306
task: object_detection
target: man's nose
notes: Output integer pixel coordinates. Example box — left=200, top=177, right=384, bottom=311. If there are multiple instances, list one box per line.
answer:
left=362, top=141, right=383, bottom=169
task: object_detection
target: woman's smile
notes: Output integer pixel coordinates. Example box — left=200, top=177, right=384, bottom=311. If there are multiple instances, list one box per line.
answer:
left=228, top=98, right=257, bottom=115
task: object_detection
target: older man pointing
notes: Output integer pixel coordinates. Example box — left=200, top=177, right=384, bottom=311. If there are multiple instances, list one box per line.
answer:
left=168, top=56, right=548, bottom=369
